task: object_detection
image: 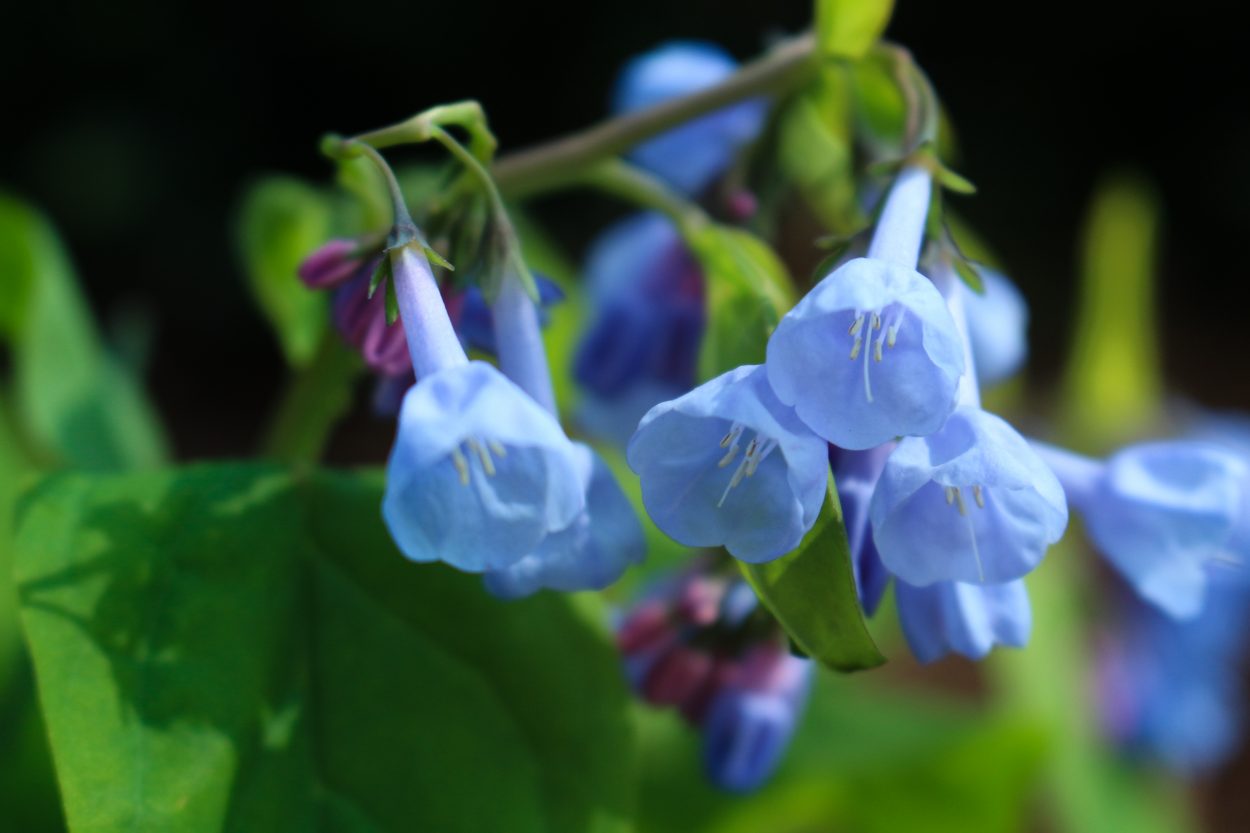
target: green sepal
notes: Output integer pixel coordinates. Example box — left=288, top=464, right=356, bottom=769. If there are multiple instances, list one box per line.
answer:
left=367, top=254, right=392, bottom=300
left=952, top=254, right=986, bottom=293
left=384, top=272, right=400, bottom=325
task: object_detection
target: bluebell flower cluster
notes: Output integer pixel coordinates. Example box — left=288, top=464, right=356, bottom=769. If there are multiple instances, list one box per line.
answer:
left=616, top=566, right=813, bottom=792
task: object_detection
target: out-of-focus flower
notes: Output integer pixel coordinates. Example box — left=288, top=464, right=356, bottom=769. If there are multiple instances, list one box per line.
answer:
left=766, top=167, right=964, bottom=450
left=457, top=277, right=565, bottom=356
left=1033, top=439, right=1246, bottom=619
left=614, top=41, right=768, bottom=196
left=627, top=365, right=828, bottom=563
left=331, top=267, right=409, bottom=376
left=830, top=443, right=893, bottom=615
left=963, top=268, right=1029, bottom=386
left=382, top=247, right=584, bottom=572
left=895, top=578, right=1031, bottom=663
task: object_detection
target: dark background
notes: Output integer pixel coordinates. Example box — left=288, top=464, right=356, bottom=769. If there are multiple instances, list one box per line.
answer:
left=2, top=0, right=1248, bottom=458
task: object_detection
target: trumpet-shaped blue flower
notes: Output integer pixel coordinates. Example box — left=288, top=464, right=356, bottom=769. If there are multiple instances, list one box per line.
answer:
left=483, top=442, right=646, bottom=597
left=382, top=246, right=584, bottom=572
left=895, top=578, right=1032, bottom=663
left=963, top=268, right=1029, bottom=386
left=702, top=652, right=813, bottom=793
left=766, top=169, right=965, bottom=449
left=627, top=365, right=828, bottom=562
left=614, top=41, right=767, bottom=196
left=1032, top=440, right=1247, bottom=619
left=871, top=407, right=1068, bottom=586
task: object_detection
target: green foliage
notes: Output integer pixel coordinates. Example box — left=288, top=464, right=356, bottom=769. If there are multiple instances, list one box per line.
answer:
left=0, top=194, right=169, bottom=470
left=235, top=178, right=333, bottom=369
left=15, top=464, right=637, bottom=833
left=636, top=672, right=1046, bottom=833
left=690, top=225, right=796, bottom=381
left=742, top=484, right=884, bottom=672
left=815, top=0, right=895, bottom=59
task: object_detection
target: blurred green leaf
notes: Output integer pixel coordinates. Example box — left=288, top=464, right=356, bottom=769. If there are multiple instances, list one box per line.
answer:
left=636, top=672, right=1045, bottom=833
left=0, top=193, right=168, bottom=469
left=1062, top=175, right=1162, bottom=449
left=689, top=225, right=796, bottom=380
left=16, top=464, right=637, bottom=833
left=815, top=0, right=895, bottom=59
left=235, top=178, right=333, bottom=369
left=776, top=68, right=861, bottom=233
left=741, top=484, right=884, bottom=673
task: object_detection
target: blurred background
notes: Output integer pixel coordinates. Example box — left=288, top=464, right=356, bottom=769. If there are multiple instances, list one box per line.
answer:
left=4, top=1, right=1250, bottom=830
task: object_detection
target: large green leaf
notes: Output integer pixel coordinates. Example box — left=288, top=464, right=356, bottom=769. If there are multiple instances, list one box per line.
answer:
left=689, top=225, right=796, bottom=381
left=235, top=178, right=333, bottom=369
left=741, top=484, right=884, bottom=672
left=815, top=0, right=895, bottom=60
left=15, top=464, right=636, bottom=833
left=0, top=194, right=168, bottom=469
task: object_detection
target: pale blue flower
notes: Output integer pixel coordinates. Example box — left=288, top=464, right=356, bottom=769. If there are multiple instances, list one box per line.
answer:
left=871, top=407, right=1068, bottom=586
left=963, top=268, right=1029, bottom=385
left=830, top=444, right=894, bottom=614
left=895, top=578, right=1031, bottom=663
left=627, top=365, right=828, bottom=562
left=766, top=169, right=964, bottom=450
left=1033, top=439, right=1247, bottom=619
left=484, top=442, right=646, bottom=597
left=614, top=41, right=767, bottom=195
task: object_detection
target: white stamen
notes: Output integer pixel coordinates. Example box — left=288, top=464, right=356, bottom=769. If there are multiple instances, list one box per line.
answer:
left=968, top=513, right=985, bottom=582
left=872, top=312, right=882, bottom=331
left=718, top=455, right=752, bottom=508
left=953, top=487, right=968, bottom=516
left=718, top=441, right=740, bottom=468
left=745, top=438, right=778, bottom=476
left=945, top=486, right=956, bottom=505
left=489, top=440, right=507, bottom=458
left=874, top=335, right=885, bottom=363
left=468, top=438, right=496, bottom=477
left=973, top=484, right=985, bottom=509
left=452, top=448, right=471, bottom=486
left=848, top=314, right=865, bottom=336
left=862, top=326, right=874, bottom=403
left=720, top=423, right=744, bottom=448
left=850, top=335, right=863, bottom=360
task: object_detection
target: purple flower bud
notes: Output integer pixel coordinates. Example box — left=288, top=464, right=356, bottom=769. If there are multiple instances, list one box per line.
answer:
left=298, top=238, right=369, bottom=289
left=331, top=265, right=411, bottom=377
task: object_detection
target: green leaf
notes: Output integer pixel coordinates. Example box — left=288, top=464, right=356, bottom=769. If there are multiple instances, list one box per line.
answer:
left=688, top=225, right=796, bottom=381
left=235, top=177, right=333, bottom=369
left=741, top=483, right=884, bottom=673
left=15, top=464, right=636, bottom=833
left=0, top=193, right=168, bottom=470
left=815, top=0, right=895, bottom=59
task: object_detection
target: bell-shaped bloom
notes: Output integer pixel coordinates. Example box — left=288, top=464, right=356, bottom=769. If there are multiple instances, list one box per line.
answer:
left=456, top=277, right=565, bottom=356
left=895, top=578, right=1032, bottom=663
left=574, top=213, right=704, bottom=446
left=871, top=407, right=1068, bottom=586
left=382, top=245, right=585, bottom=572
left=613, top=41, right=767, bottom=196
left=483, top=442, right=646, bottom=597
left=829, top=444, right=894, bottom=615
left=963, top=269, right=1029, bottom=386
left=1095, top=566, right=1250, bottom=773
left=1033, top=439, right=1247, bottom=619
left=702, top=650, right=813, bottom=793
left=766, top=168, right=964, bottom=450
left=627, top=365, right=828, bottom=563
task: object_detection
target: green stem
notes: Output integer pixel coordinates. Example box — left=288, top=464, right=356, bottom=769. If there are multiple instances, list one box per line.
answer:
left=491, top=33, right=819, bottom=199
left=262, top=331, right=363, bottom=466
left=352, top=100, right=498, bottom=162
left=569, top=159, right=709, bottom=239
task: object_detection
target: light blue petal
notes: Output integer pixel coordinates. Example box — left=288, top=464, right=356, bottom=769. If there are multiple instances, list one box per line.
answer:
left=896, top=578, right=1031, bottom=663
left=831, top=444, right=894, bottom=614
left=964, top=269, right=1029, bottom=385
left=871, top=408, right=1068, bottom=585
left=383, top=361, right=585, bottom=572
left=614, top=41, right=767, bottom=195
left=627, top=365, right=828, bottom=563
left=1084, top=442, right=1245, bottom=619
left=766, top=258, right=965, bottom=449
left=484, top=444, right=646, bottom=598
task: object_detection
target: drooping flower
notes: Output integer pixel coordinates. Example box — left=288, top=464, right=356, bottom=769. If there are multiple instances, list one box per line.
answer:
left=613, top=41, right=768, bottom=196
left=894, top=578, right=1032, bottom=663
left=765, top=168, right=965, bottom=450
left=1031, top=439, right=1246, bottom=619
left=627, top=365, right=828, bottom=563
left=616, top=567, right=813, bottom=793
left=829, top=443, right=894, bottom=615
left=456, top=277, right=565, bottom=356
left=962, top=268, right=1029, bottom=386
left=574, top=213, right=704, bottom=446
left=382, top=246, right=585, bottom=572
left=479, top=271, right=644, bottom=596
left=870, top=407, right=1068, bottom=586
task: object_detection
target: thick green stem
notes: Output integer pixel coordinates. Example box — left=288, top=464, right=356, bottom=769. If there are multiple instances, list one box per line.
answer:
left=352, top=100, right=498, bottom=162
left=262, top=331, right=362, bottom=466
left=570, top=159, right=709, bottom=238
left=491, top=33, right=819, bottom=199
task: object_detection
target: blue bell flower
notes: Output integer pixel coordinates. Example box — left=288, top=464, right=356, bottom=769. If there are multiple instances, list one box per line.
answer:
left=870, top=407, right=1068, bottom=586
left=765, top=168, right=965, bottom=450
left=1032, top=439, right=1247, bottom=619
left=382, top=246, right=585, bottom=572
left=830, top=444, right=894, bottom=615
left=963, top=268, right=1029, bottom=386
left=613, top=41, right=768, bottom=196
left=895, top=578, right=1032, bottom=663
left=456, top=276, right=565, bottom=357
left=627, top=365, right=829, bottom=563
left=483, top=442, right=646, bottom=597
